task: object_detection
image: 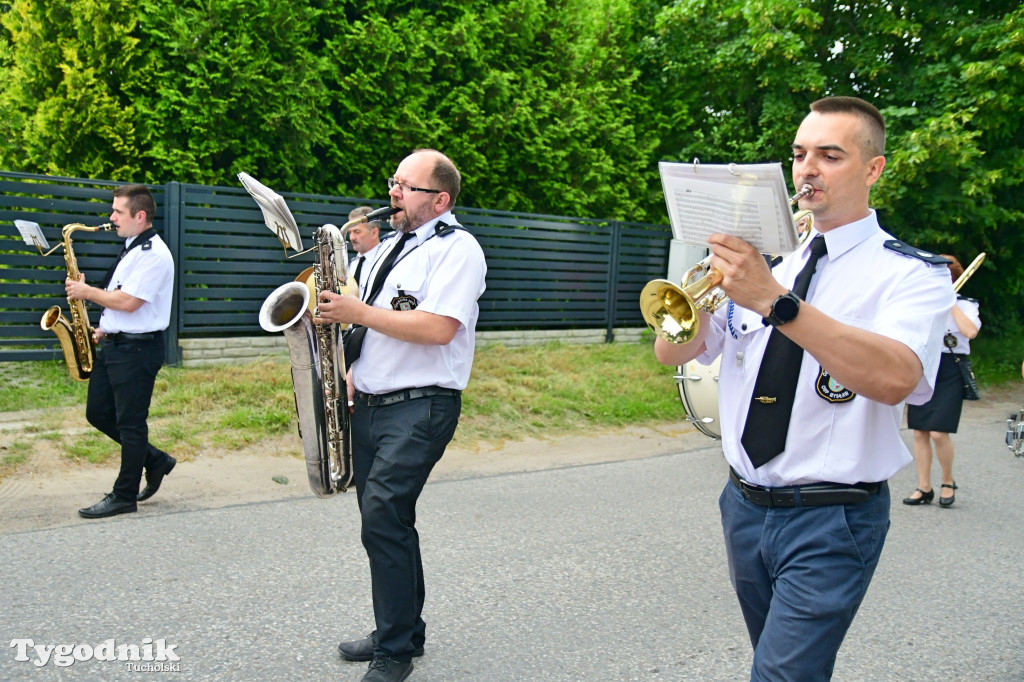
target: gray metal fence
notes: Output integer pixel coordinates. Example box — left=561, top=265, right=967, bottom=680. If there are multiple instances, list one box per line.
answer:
left=1, top=171, right=671, bottom=365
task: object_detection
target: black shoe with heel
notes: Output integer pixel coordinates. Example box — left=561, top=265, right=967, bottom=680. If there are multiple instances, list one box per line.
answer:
left=939, top=481, right=958, bottom=507
left=138, top=456, right=176, bottom=502
left=902, top=488, right=934, bottom=505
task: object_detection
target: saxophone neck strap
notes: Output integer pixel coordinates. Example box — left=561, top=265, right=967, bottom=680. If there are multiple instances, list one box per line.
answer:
left=100, top=227, right=158, bottom=290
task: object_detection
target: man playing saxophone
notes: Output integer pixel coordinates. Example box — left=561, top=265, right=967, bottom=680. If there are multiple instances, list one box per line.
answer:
left=315, top=149, right=487, bottom=682
left=66, top=184, right=176, bottom=519
left=652, top=97, right=954, bottom=679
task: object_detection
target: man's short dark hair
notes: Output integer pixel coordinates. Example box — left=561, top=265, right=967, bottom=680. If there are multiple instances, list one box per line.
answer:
left=112, top=184, right=156, bottom=226
left=809, top=96, right=886, bottom=159
left=414, top=148, right=461, bottom=207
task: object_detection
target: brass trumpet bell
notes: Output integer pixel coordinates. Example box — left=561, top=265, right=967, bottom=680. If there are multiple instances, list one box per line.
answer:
left=641, top=183, right=816, bottom=345
left=640, top=264, right=725, bottom=345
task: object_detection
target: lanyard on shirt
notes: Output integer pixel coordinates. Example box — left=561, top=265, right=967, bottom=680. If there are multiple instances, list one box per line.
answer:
left=360, top=221, right=465, bottom=305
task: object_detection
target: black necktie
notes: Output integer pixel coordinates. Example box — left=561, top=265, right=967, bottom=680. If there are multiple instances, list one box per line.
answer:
left=364, top=231, right=413, bottom=304
left=741, top=235, right=828, bottom=467
left=352, top=256, right=365, bottom=290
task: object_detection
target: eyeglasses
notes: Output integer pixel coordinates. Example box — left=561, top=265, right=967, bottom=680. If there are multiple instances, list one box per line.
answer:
left=387, top=177, right=441, bottom=194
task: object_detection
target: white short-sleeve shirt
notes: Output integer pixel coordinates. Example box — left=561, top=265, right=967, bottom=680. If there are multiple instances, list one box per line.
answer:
left=98, top=233, right=175, bottom=334
left=353, top=212, right=487, bottom=394
left=697, top=211, right=955, bottom=486
left=943, top=297, right=981, bottom=356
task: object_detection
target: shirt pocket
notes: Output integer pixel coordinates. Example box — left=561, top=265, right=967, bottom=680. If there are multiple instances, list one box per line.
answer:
left=385, top=262, right=428, bottom=310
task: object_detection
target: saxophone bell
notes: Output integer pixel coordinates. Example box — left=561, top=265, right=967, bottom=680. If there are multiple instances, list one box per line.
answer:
left=259, top=221, right=356, bottom=498
left=37, top=222, right=115, bottom=381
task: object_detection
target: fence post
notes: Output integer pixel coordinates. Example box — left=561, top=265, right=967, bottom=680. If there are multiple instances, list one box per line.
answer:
left=163, top=181, right=183, bottom=366
left=604, top=221, right=622, bottom=343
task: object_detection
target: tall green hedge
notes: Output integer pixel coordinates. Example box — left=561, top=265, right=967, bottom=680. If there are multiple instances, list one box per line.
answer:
left=2, top=0, right=1022, bottom=330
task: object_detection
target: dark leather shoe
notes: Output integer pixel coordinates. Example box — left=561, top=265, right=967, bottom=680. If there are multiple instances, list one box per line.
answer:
left=939, top=481, right=958, bottom=507
left=79, top=493, right=137, bottom=519
left=339, top=635, right=424, bottom=662
left=138, top=456, right=176, bottom=501
left=902, top=488, right=934, bottom=505
left=362, top=655, right=413, bottom=682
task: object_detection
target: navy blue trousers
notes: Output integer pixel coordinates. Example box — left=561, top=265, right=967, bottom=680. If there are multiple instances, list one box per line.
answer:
left=351, top=392, right=461, bottom=661
left=85, top=334, right=171, bottom=501
left=719, top=478, right=890, bottom=681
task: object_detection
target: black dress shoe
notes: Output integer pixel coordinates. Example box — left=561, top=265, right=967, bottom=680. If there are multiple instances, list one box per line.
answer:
left=362, top=655, right=413, bottom=682
left=138, top=456, right=176, bottom=502
left=939, top=481, right=958, bottom=507
left=79, top=493, right=137, bottom=519
left=339, top=634, right=424, bottom=662
left=902, top=488, right=934, bottom=505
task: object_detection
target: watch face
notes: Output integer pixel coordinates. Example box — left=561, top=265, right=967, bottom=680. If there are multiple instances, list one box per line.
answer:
left=774, top=295, right=800, bottom=323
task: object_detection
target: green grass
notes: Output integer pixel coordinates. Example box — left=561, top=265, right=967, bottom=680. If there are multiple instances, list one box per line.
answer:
left=2, top=334, right=1022, bottom=475
left=1, top=439, right=32, bottom=468
left=969, top=333, right=1024, bottom=387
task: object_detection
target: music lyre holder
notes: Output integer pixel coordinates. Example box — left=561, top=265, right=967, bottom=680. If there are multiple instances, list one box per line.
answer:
left=237, top=171, right=312, bottom=258
left=14, top=219, right=51, bottom=255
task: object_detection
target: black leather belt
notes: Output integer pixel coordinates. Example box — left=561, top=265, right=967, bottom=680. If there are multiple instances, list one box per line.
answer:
left=106, top=331, right=161, bottom=344
left=359, top=386, right=460, bottom=407
left=729, top=468, right=883, bottom=508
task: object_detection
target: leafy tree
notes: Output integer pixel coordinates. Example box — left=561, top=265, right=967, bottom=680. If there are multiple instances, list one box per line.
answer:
left=129, top=0, right=334, bottom=188
left=0, top=0, right=142, bottom=179
left=316, top=0, right=659, bottom=220
left=646, top=0, right=1024, bottom=330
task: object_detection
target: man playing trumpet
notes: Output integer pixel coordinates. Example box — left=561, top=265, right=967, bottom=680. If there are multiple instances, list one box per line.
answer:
left=653, top=97, right=953, bottom=680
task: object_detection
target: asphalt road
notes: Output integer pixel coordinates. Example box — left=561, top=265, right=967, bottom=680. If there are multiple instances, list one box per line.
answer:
left=2, top=402, right=1022, bottom=681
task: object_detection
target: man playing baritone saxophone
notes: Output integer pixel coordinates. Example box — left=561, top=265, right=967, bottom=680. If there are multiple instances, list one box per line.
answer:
left=66, top=184, right=176, bottom=519
left=315, top=149, right=487, bottom=682
left=653, top=97, right=954, bottom=680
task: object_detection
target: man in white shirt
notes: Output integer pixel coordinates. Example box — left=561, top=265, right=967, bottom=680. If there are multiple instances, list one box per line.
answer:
left=66, top=184, right=176, bottom=519
left=316, top=149, right=487, bottom=682
left=653, top=97, right=954, bottom=680
left=347, top=205, right=383, bottom=296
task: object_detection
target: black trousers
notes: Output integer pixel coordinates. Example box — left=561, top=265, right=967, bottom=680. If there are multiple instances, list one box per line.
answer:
left=86, top=332, right=172, bottom=501
left=350, top=391, right=461, bottom=660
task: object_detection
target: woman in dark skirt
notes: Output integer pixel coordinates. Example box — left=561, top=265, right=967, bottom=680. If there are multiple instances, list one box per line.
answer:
left=904, top=255, right=981, bottom=508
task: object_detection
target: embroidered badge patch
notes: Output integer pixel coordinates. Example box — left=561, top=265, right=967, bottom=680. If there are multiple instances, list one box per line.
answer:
left=391, top=291, right=418, bottom=311
left=816, top=366, right=855, bottom=403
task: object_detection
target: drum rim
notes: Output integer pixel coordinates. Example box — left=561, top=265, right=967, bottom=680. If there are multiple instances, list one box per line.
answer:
left=677, top=359, right=721, bottom=440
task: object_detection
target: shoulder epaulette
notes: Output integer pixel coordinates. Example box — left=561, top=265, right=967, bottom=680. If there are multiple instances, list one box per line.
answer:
left=883, top=240, right=952, bottom=265
left=434, top=221, right=466, bottom=237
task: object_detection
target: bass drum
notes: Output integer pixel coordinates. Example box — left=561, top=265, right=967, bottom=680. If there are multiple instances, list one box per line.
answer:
left=675, top=358, right=721, bottom=440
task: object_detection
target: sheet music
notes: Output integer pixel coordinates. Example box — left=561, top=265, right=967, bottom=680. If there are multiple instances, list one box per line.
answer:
left=14, top=220, right=50, bottom=251
left=659, top=161, right=799, bottom=255
left=237, top=172, right=303, bottom=252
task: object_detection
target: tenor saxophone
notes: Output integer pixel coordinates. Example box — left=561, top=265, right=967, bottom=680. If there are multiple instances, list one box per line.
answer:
left=259, top=207, right=397, bottom=497
left=40, top=223, right=114, bottom=382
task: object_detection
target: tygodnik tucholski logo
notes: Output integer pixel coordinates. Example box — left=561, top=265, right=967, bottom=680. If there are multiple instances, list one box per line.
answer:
left=10, top=637, right=181, bottom=671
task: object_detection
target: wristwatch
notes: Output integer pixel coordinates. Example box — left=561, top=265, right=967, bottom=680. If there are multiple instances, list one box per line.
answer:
left=763, top=291, right=801, bottom=327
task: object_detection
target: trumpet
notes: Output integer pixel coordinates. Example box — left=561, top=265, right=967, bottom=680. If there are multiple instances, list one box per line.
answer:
left=953, top=252, right=985, bottom=293
left=640, top=185, right=814, bottom=344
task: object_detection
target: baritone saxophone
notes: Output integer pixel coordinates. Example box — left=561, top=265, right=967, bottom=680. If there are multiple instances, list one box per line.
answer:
left=259, top=206, right=397, bottom=497
left=39, top=223, right=114, bottom=381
